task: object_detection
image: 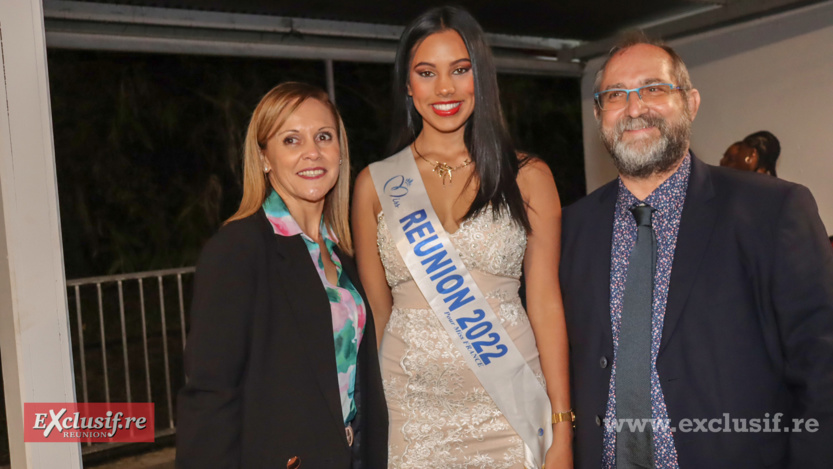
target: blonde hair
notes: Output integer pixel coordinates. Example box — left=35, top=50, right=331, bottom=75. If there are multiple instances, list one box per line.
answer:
left=225, top=82, right=353, bottom=255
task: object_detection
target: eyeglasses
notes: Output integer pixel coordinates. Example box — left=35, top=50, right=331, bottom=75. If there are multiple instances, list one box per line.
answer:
left=594, top=83, right=685, bottom=111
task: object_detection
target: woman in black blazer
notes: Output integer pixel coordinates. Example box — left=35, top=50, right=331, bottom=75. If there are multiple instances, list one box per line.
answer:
left=176, top=82, right=387, bottom=469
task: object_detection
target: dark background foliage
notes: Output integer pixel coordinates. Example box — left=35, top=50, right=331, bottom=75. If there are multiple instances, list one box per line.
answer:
left=50, top=51, right=326, bottom=277
left=49, top=50, right=584, bottom=279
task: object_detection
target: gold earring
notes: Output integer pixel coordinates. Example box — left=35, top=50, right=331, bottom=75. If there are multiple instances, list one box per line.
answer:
left=744, top=156, right=751, bottom=163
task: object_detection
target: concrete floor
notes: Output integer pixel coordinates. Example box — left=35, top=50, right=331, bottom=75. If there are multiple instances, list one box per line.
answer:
left=87, top=447, right=175, bottom=469
left=0, top=444, right=176, bottom=468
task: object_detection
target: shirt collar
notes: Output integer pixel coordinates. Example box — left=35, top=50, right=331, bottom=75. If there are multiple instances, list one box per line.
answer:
left=261, top=189, right=339, bottom=245
left=616, top=152, right=691, bottom=215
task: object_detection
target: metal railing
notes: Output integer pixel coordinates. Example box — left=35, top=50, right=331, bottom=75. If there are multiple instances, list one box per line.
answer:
left=66, top=266, right=195, bottom=450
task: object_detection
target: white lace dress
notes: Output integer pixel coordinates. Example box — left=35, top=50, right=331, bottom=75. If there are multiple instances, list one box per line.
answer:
left=377, top=207, right=545, bottom=469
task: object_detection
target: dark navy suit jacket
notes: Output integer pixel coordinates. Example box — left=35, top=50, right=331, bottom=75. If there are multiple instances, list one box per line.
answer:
left=560, top=156, right=833, bottom=468
left=176, top=210, right=387, bottom=468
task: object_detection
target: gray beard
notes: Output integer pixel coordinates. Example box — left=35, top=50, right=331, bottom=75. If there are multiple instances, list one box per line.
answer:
left=600, top=110, right=691, bottom=179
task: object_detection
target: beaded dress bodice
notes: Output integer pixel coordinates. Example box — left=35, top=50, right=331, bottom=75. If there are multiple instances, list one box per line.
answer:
left=377, top=206, right=526, bottom=301
left=377, top=205, right=542, bottom=469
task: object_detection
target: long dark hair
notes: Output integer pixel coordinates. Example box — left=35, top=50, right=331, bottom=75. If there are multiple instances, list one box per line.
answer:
left=388, top=6, right=530, bottom=232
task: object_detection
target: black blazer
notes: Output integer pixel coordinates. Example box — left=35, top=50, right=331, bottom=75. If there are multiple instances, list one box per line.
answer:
left=176, top=210, right=388, bottom=469
left=560, top=156, right=833, bottom=469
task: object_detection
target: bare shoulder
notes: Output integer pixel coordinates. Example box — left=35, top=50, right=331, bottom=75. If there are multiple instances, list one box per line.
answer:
left=354, top=165, right=371, bottom=188
left=517, top=156, right=557, bottom=196
left=353, top=166, right=382, bottom=216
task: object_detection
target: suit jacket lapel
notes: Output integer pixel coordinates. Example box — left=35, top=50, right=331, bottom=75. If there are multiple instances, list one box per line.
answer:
left=260, top=212, right=345, bottom=431
left=337, top=248, right=367, bottom=302
left=660, top=156, right=719, bottom=352
left=591, top=182, right=618, bottom=348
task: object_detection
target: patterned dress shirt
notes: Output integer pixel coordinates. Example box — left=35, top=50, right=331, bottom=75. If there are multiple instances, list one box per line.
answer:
left=602, top=154, right=691, bottom=469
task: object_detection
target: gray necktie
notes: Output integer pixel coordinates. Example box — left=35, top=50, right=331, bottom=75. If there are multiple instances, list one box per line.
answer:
left=615, top=203, right=656, bottom=469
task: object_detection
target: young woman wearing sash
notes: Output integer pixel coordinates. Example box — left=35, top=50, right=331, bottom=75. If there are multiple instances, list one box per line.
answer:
left=352, top=7, right=572, bottom=469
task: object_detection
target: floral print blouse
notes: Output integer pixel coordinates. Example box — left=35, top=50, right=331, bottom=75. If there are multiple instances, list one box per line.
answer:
left=262, top=190, right=366, bottom=424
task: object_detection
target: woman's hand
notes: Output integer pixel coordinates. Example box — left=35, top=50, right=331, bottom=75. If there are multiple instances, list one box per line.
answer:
left=544, top=422, right=574, bottom=469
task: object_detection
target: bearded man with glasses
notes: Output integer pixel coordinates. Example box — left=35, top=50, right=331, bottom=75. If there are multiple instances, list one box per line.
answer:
left=559, top=32, right=833, bottom=469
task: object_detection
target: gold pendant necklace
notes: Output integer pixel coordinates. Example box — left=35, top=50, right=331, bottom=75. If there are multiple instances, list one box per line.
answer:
left=413, top=143, right=472, bottom=186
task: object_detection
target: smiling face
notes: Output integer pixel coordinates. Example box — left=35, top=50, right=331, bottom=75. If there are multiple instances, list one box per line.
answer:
left=407, top=29, right=475, bottom=136
left=596, top=43, right=700, bottom=178
left=261, top=98, right=340, bottom=210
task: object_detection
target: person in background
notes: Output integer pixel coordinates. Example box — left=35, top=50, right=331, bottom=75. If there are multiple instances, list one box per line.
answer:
left=720, top=130, right=780, bottom=176
left=561, top=32, right=833, bottom=468
left=176, top=82, right=387, bottom=469
left=720, top=141, right=746, bottom=170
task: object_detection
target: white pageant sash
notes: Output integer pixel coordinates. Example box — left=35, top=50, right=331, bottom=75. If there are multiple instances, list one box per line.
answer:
left=370, top=147, right=552, bottom=467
